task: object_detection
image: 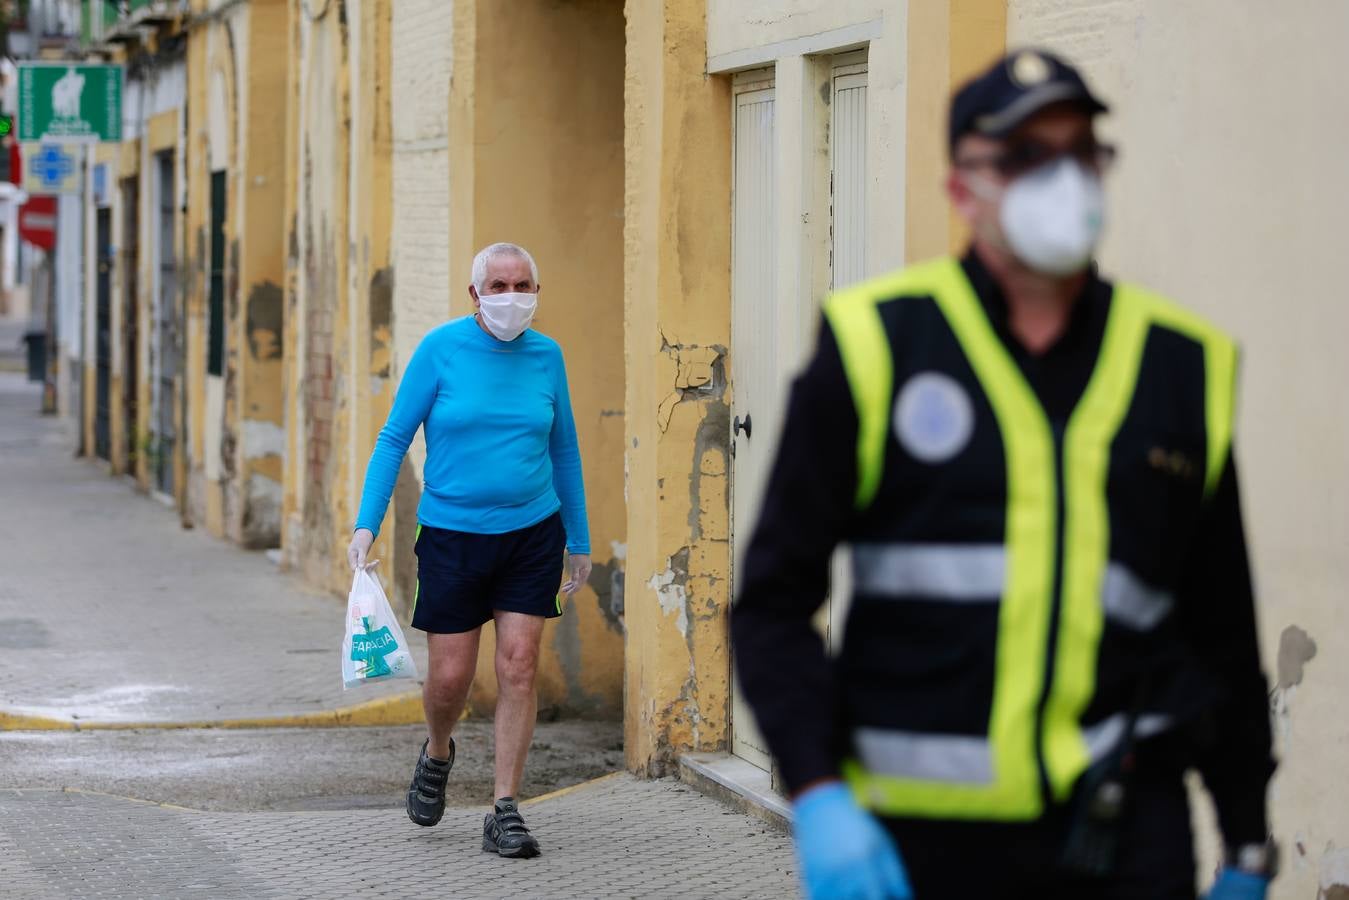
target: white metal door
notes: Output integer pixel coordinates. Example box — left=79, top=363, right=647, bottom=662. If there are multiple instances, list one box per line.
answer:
left=827, top=62, right=868, bottom=653
left=831, top=68, right=868, bottom=291
left=730, top=77, right=777, bottom=772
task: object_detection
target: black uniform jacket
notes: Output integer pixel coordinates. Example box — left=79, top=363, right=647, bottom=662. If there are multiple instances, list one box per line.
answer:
left=731, top=250, right=1274, bottom=845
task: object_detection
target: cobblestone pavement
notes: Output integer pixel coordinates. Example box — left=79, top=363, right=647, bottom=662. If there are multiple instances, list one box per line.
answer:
left=0, top=723, right=625, bottom=811
left=0, top=372, right=427, bottom=724
left=0, top=775, right=799, bottom=899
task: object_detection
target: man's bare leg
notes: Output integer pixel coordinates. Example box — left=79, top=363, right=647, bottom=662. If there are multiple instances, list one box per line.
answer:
left=492, top=611, right=546, bottom=798
left=424, top=628, right=482, bottom=760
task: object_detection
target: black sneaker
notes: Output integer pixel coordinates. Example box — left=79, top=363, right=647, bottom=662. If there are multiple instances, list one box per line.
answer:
left=482, top=797, right=540, bottom=858
left=405, top=738, right=454, bottom=827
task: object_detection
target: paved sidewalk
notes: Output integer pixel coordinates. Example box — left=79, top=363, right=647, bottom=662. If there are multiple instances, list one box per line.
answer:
left=0, top=317, right=30, bottom=373
left=0, top=723, right=625, bottom=811
left=0, top=774, right=799, bottom=899
left=0, top=371, right=803, bottom=899
left=0, top=372, right=427, bottom=725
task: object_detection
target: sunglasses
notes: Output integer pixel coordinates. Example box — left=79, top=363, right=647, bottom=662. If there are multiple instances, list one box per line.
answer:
left=955, top=138, right=1118, bottom=180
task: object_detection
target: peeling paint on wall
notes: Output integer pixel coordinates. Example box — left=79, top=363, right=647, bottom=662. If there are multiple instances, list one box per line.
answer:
left=1277, top=624, right=1318, bottom=689
left=369, top=266, right=392, bottom=378
left=655, top=336, right=725, bottom=433
left=1273, top=625, right=1318, bottom=741
left=368, top=268, right=393, bottom=398
left=623, top=0, right=737, bottom=772
left=648, top=548, right=691, bottom=638
left=245, top=281, right=283, bottom=361
left=1322, top=846, right=1349, bottom=900
left=589, top=557, right=626, bottom=634
left=690, top=391, right=730, bottom=542
left=226, top=237, right=240, bottom=322
left=243, top=472, right=282, bottom=548
left=242, top=418, right=286, bottom=459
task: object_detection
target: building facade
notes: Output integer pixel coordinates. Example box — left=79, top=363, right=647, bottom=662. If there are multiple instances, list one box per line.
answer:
left=48, top=2, right=1349, bottom=895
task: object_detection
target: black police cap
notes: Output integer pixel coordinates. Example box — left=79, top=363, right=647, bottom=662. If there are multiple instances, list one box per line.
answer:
left=949, top=49, right=1108, bottom=154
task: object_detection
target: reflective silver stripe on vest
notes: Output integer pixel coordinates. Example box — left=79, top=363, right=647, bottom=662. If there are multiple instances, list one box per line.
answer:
left=853, top=728, right=995, bottom=784
left=851, top=544, right=1005, bottom=601
left=1101, top=564, right=1174, bottom=631
left=852, top=545, right=1174, bottom=632
left=1081, top=713, right=1174, bottom=764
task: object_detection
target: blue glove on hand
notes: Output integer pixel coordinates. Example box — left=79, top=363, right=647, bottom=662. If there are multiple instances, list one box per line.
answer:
left=1205, top=868, right=1270, bottom=900
left=793, top=782, right=913, bottom=900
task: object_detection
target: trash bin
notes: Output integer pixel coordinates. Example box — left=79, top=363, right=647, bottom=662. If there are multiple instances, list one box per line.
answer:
left=22, top=331, right=46, bottom=383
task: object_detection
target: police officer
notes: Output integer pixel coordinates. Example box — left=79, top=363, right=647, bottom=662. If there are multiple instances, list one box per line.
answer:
left=732, top=50, right=1276, bottom=900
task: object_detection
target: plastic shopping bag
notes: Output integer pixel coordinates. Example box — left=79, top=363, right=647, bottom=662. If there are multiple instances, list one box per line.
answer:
left=342, top=567, right=418, bottom=689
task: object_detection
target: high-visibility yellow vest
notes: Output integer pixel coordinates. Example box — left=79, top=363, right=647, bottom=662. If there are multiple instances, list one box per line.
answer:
left=825, top=257, right=1237, bottom=820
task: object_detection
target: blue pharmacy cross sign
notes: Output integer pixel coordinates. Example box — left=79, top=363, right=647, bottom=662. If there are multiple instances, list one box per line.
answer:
left=33, top=145, right=75, bottom=188
left=350, top=616, right=397, bottom=679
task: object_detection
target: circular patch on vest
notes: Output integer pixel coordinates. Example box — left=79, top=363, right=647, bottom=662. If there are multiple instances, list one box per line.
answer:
left=894, top=372, right=975, bottom=464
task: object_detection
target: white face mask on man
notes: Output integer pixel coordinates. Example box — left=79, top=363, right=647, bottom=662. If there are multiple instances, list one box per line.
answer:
left=970, top=156, right=1106, bottom=277
left=476, top=291, right=538, bottom=342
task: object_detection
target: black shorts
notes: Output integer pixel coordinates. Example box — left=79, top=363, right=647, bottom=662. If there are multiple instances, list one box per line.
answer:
left=411, top=512, right=567, bottom=634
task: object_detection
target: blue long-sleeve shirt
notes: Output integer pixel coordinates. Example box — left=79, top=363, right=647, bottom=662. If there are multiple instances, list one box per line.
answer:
left=354, top=316, right=590, bottom=555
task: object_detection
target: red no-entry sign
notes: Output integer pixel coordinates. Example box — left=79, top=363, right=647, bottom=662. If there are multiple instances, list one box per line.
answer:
left=20, top=195, right=56, bottom=250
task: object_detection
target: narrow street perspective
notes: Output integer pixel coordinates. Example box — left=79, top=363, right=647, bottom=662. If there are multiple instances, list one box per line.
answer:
left=0, top=370, right=796, bottom=898
left=0, top=1, right=1346, bottom=899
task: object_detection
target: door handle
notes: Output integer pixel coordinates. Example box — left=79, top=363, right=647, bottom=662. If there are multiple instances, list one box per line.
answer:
left=733, top=413, right=752, bottom=440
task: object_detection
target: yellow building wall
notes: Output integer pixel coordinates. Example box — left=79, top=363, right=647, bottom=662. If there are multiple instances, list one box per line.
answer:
left=110, top=138, right=139, bottom=479
left=235, top=0, right=288, bottom=548
left=132, top=125, right=154, bottom=492
left=619, top=0, right=1005, bottom=776
left=282, top=0, right=407, bottom=630
left=134, top=109, right=183, bottom=494
left=278, top=0, right=626, bottom=719
left=1008, top=3, right=1348, bottom=896
left=180, top=0, right=287, bottom=549
left=352, top=0, right=395, bottom=558
left=385, top=0, right=454, bottom=625
left=283, top=0, right=353, bottom=591
left=77, top=8, right=280, bottom=543
left=147, top=111, right=177, bottom=156
left=905, top=0, right=1007, bottom=260
left=183, top=2, right=244, bottom=537
left=340, top=0, right=396, bottom=604
left=280, top=0, right=302, bottom=569
left=623, top=0, right=735, bottom=773
left=448, top=0, right=627, bottom=720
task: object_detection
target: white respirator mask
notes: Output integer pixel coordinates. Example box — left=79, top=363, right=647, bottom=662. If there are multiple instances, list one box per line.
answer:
left=476, top=291, right=538, bottom=342
left=997, top=156, right=1106, bottom=276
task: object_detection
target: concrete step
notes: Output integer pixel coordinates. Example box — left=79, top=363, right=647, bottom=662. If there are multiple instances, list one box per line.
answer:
left=679, top=751, right=792, bottom=831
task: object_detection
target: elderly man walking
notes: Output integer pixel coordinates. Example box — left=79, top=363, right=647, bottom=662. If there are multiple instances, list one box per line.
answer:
left=348, top=242, right=591, bottom=858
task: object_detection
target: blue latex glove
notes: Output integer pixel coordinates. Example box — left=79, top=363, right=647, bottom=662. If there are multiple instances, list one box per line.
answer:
left=793, top=782, right=913, bottom=900
left=1205, top=868, right=1270, bottom=900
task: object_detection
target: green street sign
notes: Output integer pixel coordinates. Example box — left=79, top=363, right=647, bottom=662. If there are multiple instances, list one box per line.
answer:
left=18, top=63, right=123, bottom=144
